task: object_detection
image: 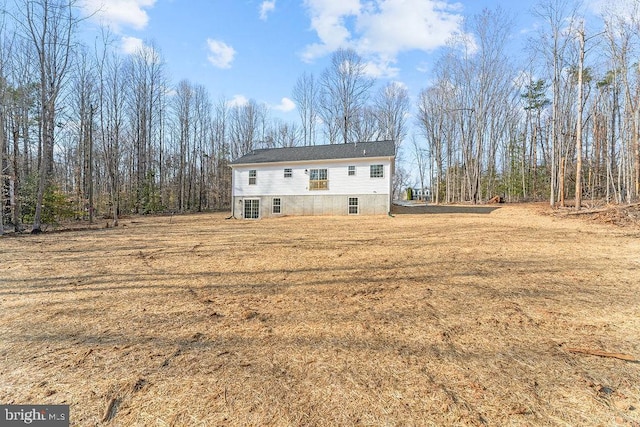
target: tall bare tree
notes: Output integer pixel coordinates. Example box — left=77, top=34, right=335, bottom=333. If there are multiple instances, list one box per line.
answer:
left=97, top=45, right=126, bottom=225
left=71, top=47, right=97, bottom=220
left=17, top=0, right=80, bottom=232
left=532, top=0, right=581, bottom=207
left=229, top=99, right=265, bottom=158
left=292, top=71, right=318, bottom=146
left=603, top=3, right=640, bottom=203
left=319, top=48, right=375, bottom=144
left=375, top=81, right=409, bottom=147
left=0, top=16, right=8, bottom=235
left=574, top=23, right=586, bottom=210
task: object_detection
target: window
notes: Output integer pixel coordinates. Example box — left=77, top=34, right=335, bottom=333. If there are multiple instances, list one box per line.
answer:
left=244, top=199, right=259, bottom=219
left=309, top=168, right=328, bottom=190
left=284, top=168, right=292, bottom=178
left=348, top=165, right=356, bottom=176
left=370, top=164, right=384, bottom=178
left=249, top=170, right=257, bottom=185
left=348, top=197, right=359, bottom=215
left=272, top=198, right=281, bottom=214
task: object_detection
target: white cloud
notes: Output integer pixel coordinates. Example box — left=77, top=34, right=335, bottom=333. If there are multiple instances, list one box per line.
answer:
left=206, top=39, right=236, bottom=69
left=590, top=0, right=639, bottom=22
left=121, top=36, right=144, bottom=54
left=363, top=59, right=400, bottom=78
left=301, top=0, right=467, bottom=71
left=120, top=36, right=161, bottom=63
left=259, top=1, right=276, bottom=21
left=80, top=0, right=156, bottom=31
left=273, top=97, right=296, bottom=112
left=227, top=95, right=249, bottom=108
left=301, top=0, right=361, bottom=61
left=356, top=0, right=464, bottom=56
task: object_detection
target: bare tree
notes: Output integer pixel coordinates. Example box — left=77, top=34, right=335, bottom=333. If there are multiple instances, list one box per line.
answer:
left=532, top=0, right=581, bottom=207
left=417, top=78, right=458, bottom=204
left=265, top=118, right=300, bottom=148
left=174, top=79, right=193, bottom=212
left=16, top=0, right=80, bottom=232
left=603, top=3, right=640, bottom=203
left=351, top=106, right=380, bottom=143
left=375, top=81, right=410, bottom=147
left=319, top=48, right=375, bottom=144
left=210, top=96, right=231, bottom=209
left=71, top=47, right=97, bottom=221
left=0, top=16, right=8, bottom=235
left=292, top=71, right=318, bottom=146
left=98, top=50, right=126, bottom=226
left=125, top=41, right=166, bottom=213
left=5, top=38, right=36, bottom=232
left=574, top=23, right=585, bottom=210
left=411, top=136, right=429, bottom=203
left=229, top=99, right=266, bottom=158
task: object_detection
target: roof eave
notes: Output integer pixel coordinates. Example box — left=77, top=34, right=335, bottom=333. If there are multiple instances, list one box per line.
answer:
left=229, top=154, right=395, bottom=168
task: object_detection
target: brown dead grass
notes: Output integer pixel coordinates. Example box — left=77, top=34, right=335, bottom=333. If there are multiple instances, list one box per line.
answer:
left=1, top=204, right=639, bottom=426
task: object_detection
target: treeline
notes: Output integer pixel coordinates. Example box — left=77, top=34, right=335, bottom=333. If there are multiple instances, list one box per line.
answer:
left=416, top=2, right=640, bottom=206
left=1, top=1, right=640, bottom=233
left=0, top=1, right=411, bottom=232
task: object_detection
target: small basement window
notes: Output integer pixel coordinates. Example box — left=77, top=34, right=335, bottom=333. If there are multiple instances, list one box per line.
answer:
left=272, top=198, right=281, bottom=214
left=249, top=169, right=257, bottom=185
left=348, top=197, right=359, bottom=215
left=284, top=168, right=292, bottom=178
left=370, top=164, right=384, bottom=178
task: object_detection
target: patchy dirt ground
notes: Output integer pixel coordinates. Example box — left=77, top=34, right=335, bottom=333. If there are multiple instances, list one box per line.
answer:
left=1, top=204, right=639, bottom=426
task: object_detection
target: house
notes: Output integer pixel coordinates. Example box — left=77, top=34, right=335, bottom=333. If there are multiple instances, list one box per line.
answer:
left=407, top=187, right=430, bottom=201
left=229, top=140, right=396, bottom=219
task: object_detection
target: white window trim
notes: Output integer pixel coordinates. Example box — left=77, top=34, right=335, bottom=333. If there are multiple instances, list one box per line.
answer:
left=370, top=164, right=384, bottom=178
left=309, top=168, right=328, bottom=191
left=272, top=198, right=282, bottom=214
left=243, top=198, right=260, bottom=219
left=348, top=197, right=359, bottom=215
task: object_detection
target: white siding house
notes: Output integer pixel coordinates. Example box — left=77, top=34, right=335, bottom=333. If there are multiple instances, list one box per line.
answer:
left=230, top=141, right=395, bottom=219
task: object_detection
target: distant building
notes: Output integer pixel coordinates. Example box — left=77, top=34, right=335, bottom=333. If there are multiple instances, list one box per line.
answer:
left=407, top=187, right=430, bottom=201
left=229, top=141, right=396, bottom=219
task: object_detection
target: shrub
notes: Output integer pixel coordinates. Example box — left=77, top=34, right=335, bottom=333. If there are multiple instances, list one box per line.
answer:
left=20, top=174, right=78, bottom=226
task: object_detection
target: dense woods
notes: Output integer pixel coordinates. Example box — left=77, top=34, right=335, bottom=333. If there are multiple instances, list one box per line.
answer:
left=1, top=0, right=640, bottom=232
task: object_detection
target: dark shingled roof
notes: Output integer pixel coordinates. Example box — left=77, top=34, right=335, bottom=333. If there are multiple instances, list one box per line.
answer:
left=230, top=140, right=396, bottom=165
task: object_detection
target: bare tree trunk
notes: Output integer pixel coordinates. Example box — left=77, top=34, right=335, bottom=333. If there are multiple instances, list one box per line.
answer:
left=575, top=27, right=585, bottom=210
left=0, top=109, right=5, bottom=236
left=20, top=0, right=77, bottom=233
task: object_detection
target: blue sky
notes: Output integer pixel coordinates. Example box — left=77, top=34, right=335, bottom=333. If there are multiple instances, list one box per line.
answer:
left=78, top=0, right=607, bottom=127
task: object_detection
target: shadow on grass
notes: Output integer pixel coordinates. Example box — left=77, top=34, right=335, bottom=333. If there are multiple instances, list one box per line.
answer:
left=392, top=204, right=501, bottom=215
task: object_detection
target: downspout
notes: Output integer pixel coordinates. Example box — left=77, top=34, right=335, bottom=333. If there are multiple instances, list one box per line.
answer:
left=389, top=155, right=395, bottom=215
left=230, top=166, right=235, bottom=218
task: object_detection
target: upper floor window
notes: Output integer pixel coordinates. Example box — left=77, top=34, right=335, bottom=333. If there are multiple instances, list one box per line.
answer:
left=284, top=168, right=292, bottom=178
left=370, top=164, right=384, bottom=178
left=249, top=170, right=257, bottom=185
left=309, top=168, right=328, bottom=190
left=348, top=165, right=356, bottom=176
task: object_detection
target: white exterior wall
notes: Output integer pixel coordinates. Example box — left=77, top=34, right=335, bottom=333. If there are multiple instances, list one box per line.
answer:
left=231, top=157, right=394, bottom=218
left=232, top=158, right=392, bottom=197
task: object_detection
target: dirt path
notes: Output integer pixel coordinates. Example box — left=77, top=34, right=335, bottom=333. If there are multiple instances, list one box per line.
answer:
left=1, top=204, right=639, bottom=426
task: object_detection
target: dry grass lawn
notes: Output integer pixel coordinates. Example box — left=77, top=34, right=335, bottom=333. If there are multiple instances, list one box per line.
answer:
left=1, top=204, right=639, bottom=426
